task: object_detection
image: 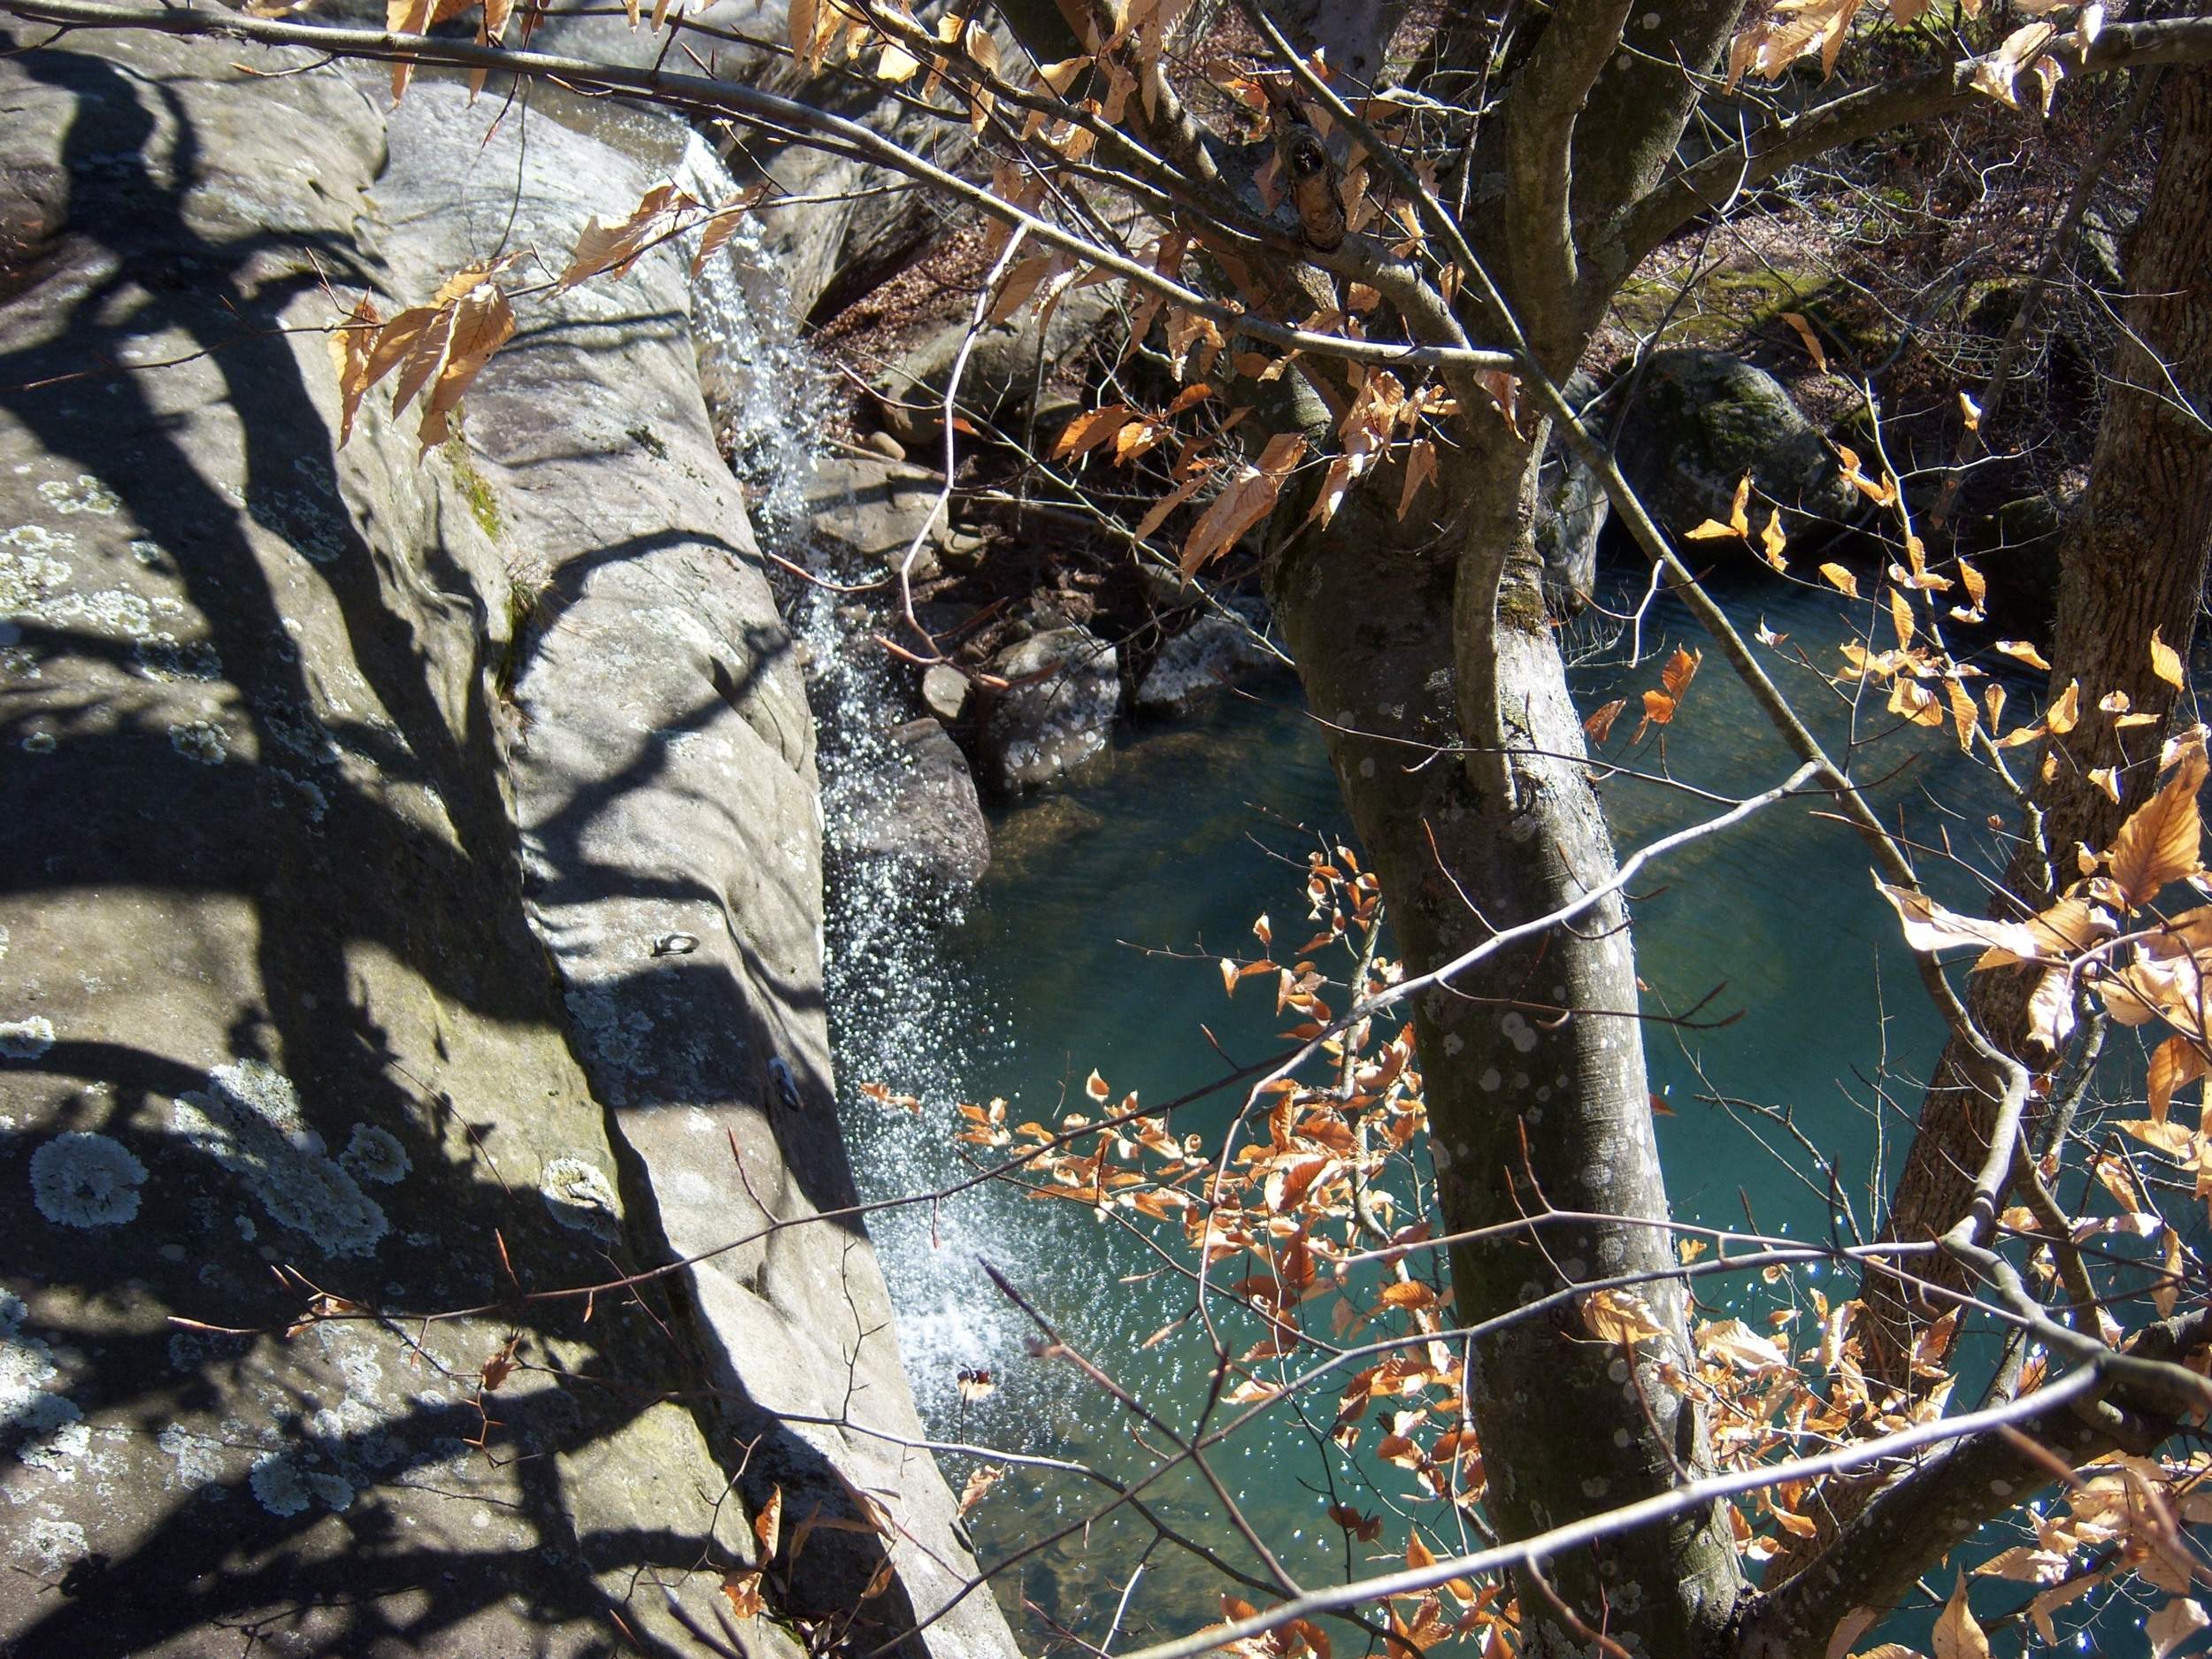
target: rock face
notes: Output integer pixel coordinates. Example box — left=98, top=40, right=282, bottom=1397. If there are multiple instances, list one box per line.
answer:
left=836, top=718, right=993, bottom=893
left=1609, top=349, right=1857, bottom=537
left=0, top=31, right=1014, bottom=1659
left=804, top=451, right=949, bottom=580
left=980, top=626, right=1119, bottom=792
left=873, top=288, right=1118, bottom=446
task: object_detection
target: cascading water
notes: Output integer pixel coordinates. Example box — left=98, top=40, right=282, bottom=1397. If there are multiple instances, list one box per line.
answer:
left=682, top=151, right=1085, bottom=1443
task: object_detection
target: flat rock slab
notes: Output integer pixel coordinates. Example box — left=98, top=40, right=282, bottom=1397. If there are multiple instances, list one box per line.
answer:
left=0, top=34, right=1012, bottom=1659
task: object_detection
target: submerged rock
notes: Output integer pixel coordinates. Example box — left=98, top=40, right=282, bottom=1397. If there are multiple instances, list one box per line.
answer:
left=981, top=626, right=1120, bottom=793
left=1136, top=605, right=1284, bottom=718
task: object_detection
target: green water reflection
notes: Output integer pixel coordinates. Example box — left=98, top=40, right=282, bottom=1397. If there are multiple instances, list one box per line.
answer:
left=856, top=577, right=2038, bottom=1648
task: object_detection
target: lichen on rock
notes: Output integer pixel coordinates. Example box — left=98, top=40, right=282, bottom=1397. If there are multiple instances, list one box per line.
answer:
left=27, top=1132, right=146, bottom=1228
left=172, top=1060, right=388, bottom=1256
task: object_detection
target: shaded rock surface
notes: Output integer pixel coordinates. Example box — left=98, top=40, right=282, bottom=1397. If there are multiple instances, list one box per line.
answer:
left=1609, top=348, right=1857, bottom=536
left=0, top=30, right=1012, bottom=1659
left=836, top=718, right=992, bottom=892
left=981, top=626, right=1118, bottom=793
left=873, top=287, right=1118, bottom=445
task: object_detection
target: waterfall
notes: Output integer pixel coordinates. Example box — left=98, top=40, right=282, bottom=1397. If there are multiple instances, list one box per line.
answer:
left=681, top=138, right=1071, bottom=1437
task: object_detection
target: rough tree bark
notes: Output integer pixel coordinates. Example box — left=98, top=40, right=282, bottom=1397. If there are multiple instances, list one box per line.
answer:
left=1267, top=449, right=1750, bottom=1655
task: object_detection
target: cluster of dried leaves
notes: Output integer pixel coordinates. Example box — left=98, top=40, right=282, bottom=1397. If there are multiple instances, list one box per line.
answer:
left=1726, top=0, right=2106, bottom=114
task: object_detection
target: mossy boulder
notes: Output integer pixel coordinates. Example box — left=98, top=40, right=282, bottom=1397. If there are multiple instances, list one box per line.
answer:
left=1609, top=349, right=1857, bottom=540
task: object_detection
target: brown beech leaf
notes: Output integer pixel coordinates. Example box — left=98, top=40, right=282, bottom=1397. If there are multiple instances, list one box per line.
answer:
left=1945, top=678, right=1978, bottom=751
left=1932, top=1571, right=1991, bottom=1659
left=721, top=1568, right=764, bottom=1619
left=1876, top=884, right=2058, bottom=964
left=1378, top=1279, right=1437, bottom=1311
left=691, top=184, right=771, bottom=278
left=1053, top=403, right=1141, bottom=461
left=2153, top=626, right=2187, bottom=690
left=1760, top=508, right=1789, bottom=572
left=957, top=1463, right=1005, bottom=1517
left=2023, top=964, right=2077, bottom=1059
left=1996, top=640, right=2053, bottom=671
left=2108, top=729, right=2208, bottom=905
left=1396, top=437, right=1437, bottom=521
left=1180, top=433, right=1304, bottom=575
left=2148, top=1033, right=2208, bottom=1124
left=328, top=294, right=381, bottom=448
left=1820, top=562, right=1860, bottom=598
left=415, top=280, right=515, bottom=452
left=1968, top=20, right=2055, bottom=109
left=1779, top=311, right=1828, bottom=373
left=559, top=184, right=703, bottom=289
left=1584, top=697, right=1627, bottom=745
left=754, top=1485, right=782, bottom=1558
left=1328, top=1503, right=1384, bottom=1542
left=2149, top=1598, right=2209, bottom=1659
left=1581, top=1288, right=1668, bottom=1346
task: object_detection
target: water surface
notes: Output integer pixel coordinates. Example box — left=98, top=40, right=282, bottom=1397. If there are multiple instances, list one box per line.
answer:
left=831, top=573, right=2032, bottom=1646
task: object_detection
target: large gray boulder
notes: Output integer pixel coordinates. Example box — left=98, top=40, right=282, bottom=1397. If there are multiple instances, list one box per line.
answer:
left=1609, top=349, right=1856, bottom=539
left=0, top=31, right=1014, bottom=1659
left=873, top=288, right=1119, bottom=447
left=1135, top=604, right=1284, bottom=718
left=835, top=718, right=992, bottom=894
left=980, top=626, right=1119, bottom=792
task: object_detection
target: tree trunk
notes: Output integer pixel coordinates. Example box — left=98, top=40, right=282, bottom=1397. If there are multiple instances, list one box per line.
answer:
left=1861, top=66, right=2212, bottom=1395
left=1267, top=439, right=1747, bottom=1656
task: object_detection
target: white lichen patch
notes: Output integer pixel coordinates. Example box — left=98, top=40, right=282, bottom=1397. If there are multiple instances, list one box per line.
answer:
left=19, top=732, right=55, bottom=756
left=565, top=986, right=654, bottom=1074
left=15, top=1392, right=89, bottom=1472
left=37, top=475, right=121, bottom=516
left=172, top=1060, right=388, bottom=1256
left=29, top=1133, right=147, bottom=1227
left=0, top=1016, right=55, bottom=1060
left=248, top=1451, right=352, bottom=1516
left=1, top=1329, right=58, bottom=1426
left=338, top=1125, right=408, bottom=1185
left=157, top=1422, right=230, bottom=1488
left=169, top=721, right=230, bottom=765
left=247, top=1451, right=310, bottom=1516
left=0, top=530, right=73, bottom=617
left=11, top=1516, right=88, bottom=1575
left=539, top=1156, right=622, bottom=1240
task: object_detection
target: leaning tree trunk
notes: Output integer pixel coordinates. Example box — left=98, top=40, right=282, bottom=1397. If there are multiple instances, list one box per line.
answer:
left=1266, top=437, right=1747, bottom=1657
left=1860, top=66, right=2212, bottom=1397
